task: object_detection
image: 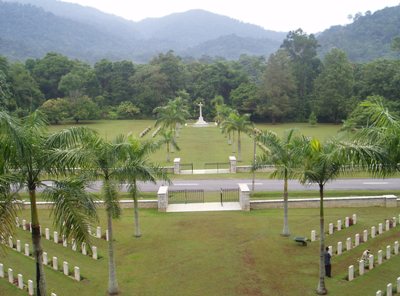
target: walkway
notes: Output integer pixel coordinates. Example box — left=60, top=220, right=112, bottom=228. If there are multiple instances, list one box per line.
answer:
left=166, top=202, right=241, bottom=212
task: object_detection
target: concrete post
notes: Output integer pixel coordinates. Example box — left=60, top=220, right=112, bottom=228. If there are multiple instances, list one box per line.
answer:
left=157, top=186, right=169, bottom=212
left=173, top=158, right=181, bottom=175
left=229, top=156, right=237, bottom=173
left=238, top=183, right=250, bottom=211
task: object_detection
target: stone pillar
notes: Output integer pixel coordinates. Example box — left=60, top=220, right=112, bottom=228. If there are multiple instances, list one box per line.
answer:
left=371, top=226, right=376, bottom=238
left=346, top=237, right=352, bottom=251
left=387, top=283, right=393, bottom=296
left=54, top=231, right=58, bottom=244
left=377, top=250, right=383, bottom=265
left=337, top=220, right=342, bottom=231
left=52, top=257, right=58, bottom=271
left=0, top=263, right=3, bottom=278
left=16, top=240, right=21, bottom=252
left=359, top=260, right=364, bottom=276
left=63, top=261, right=69, bottom=276
left=311, top=230, right=316, bottom=242
left=18, top=273, right=23, bottom=289
left=45, top=228, right=50, bottom=240
left=337, top=242, right=342, bottom=255
left=355, top=234, right=360, bottom=247
left=348, top=265, right=354, bottom=281
left=8, top=268, right=13, bottom=284
left=8, top=236, right=13, bottom=248
left=28, top=280, right=34, bottom=295
left=363, top=230, right=368, bottom=243
left=394, top=241, right=399, bottom=255
left=96, top=226, right=101, bottom=239
left=352, top=214, right=357, bottom=224
left=328, top=246, right=332, bottom=256
left=378, top=223, right=383, bottom=234
left=82, top=243, right=87, bottom=255
left=238, top=183, right=250, bottom=211
left=24, top=243, right=30, bottom=256
left=229, top=156, right=237, bottom=173
left=345, top=217, right=349, bottom=228
left=386, top=245, right=391, bottom=260
left=74, top=266, right=80, bottom=281
left=173, top=158, right=181, bottom=175
left=43, top=252, right=48, bottom=265
left=92, top=246, right=98, bottom=260
left=369, top=254, right=374, bottom=270
left=157, top=186, right=169, bottom=212
left=328, top=223, right=333, bottom=235
left=22, top=219, right=26, bottom=230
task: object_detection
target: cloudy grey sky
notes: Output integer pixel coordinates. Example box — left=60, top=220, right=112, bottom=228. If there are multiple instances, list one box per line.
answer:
left=62, top=0, right=399, bottom=33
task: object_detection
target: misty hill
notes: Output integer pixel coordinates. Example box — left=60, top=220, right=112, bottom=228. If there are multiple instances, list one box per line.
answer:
left=317, top=5, right=400, bottom=62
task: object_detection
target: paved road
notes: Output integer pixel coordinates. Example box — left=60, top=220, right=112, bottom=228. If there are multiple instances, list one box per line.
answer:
left=79, top=178, right=400, bottom=192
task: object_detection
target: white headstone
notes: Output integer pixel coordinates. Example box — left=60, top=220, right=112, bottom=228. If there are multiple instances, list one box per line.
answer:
left=328, top=223, right=334, bottom=235
left=311, top=230, right=316, bottom=242
left=337, top=220, right=342, bottom=231
left=355, top=234, right=360, bottom=247
left=363, top=230, right=368, bottom=243
left=348, top=265, right=354, bottom=281
left=8, top=236, right=13, bottom=248
left=24, top=243, right=30, bottom=256
left=51, top=293, right=57, bottom=296
left=328, top=246, right=333, bottom=256
left=387, top=245, right=391, bottom=260
left=393, top=217, right=397, bottom=228
left=106, top=229, right=109, bottom=242
left=45, top=228, right=50, bottom=240
left=88, top=225, right=92, bottom=235
left=378, top=250, right=383, bottom=265
left=394, top=241, right=399, bottom=255
left=43, top=252, right=48, bottom=265
left=52, top=257, right=58, bottom=271
left=8, top=268, right=13, bottom=284
left=386, top=220, right=390, bottom=231
left=16, top=240, right=21, bottom=252
left=18, top=273, right=23, bottom=289
left=29, top=222, right=32, bottom=233
left=92, top=246, right=98, bottom=260
left=352, top=214, right=357, bottom=224
left=74, top=266, right=80, bottom=281
left=39, top=225, right=42, bottom=236
left=96, top=226, right=101, bottom=239
left=0, top=263, right=4, bottom=278
left=337, top=242, right=342, bottom=255
left=387, top=283, right=393, bottom=296
left=63, top=235, right=67, bottom=247
left=22, top=219, right=26, bottom=230
left=369, top=254, right=374, bottom=270
left=16, top=217, right=20, bottom=227
left=397, top=277, right=400, bottom=293
left=28, top=280, right=34, bottom=295
left=371, top=226, right=376, bottom=238
left=346, top=237, right=352, bottom=251
left=378, top=223, right=383, bottom=234
left=82, top=243, right=87, bottom=255
left=54, top=231, right=58, bottom=244
left=345, top=217, right=350, bottom=228
left=376, top=291, right=382, bottom=296
left=359, top=260, right=364, bottom=276
left=63, top=261, right=69, bottom=276
left=72, top=239, right=77, bottom=251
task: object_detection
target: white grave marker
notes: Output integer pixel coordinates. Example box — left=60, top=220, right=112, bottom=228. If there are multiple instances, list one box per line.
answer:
left=18, top=274, right=23, bottom=289
left=386, top=245, right=391, bottom=259
left=371, top=226, right=376, bottom=238
left=74, top=266, right=80, bottom=281
left=352, top=214, right=357, bottom=224
left=386, top=220, right=390, bottom=231
left=337, top=220, right=342, bottom=231
left=369, top=254, right=374, bottom=270
left=345, top=217, right=350, bottom=228
left=52, top=257, right=58, bottom=271
left=43, top=252, right=48, bottom=265
left=337, top=242, right=342, bottom=255
left=363, top=230, right=368, bottom=243
left=45, top=228, right=50, bottom=240
left=355, top=234, right=360, bottom=247
left=28, top=280, right=34, bottom=295
left=16, top=240, right=21, bottom=252
left=378, top=250, right=383, bottom=265
left=378, top=223, right=383, bottom=234
left=394, top=241, right=399, bottom=255
left=0, top=263, right=4, bottom=278
left=346, top=237, right=352, bottom=251
left=387, top=283, right=393, bottom=296
left=92, top=246, right=98, bottom=260
left=96, top=226, right=101, bottom=238
left=311, top=230, right=316, bottom=242
left=24, top=243, right=30, bottom=256
left=348, top=265, right=354, bottom=281
left=359, top=260, right=364, bottom=276
left=22, top=219, right=26, bottom=230
left=63, top=261, right=69, bottom=276
left=54, top=231, right=58, bottom=244
left=328, top=223, right=333, bottom=235
left=8, top=268, right=13, bottom=284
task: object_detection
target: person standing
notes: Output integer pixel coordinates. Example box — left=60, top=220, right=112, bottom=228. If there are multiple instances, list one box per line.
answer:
left=324, top=247, right=332, bottom=277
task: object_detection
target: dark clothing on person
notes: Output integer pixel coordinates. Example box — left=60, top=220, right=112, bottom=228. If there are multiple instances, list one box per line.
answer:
left=324, top=250, right=332, bottom=277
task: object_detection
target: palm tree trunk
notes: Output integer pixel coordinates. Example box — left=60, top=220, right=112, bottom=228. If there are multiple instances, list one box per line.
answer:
left=316, top=183, right=327, bottom=295
left=30, top=188, right=46, bottom=296
left=281, top=171, right=290, bottom=236
left=238, top=130, right=241, bottom=161
left=166, top=142, right=170, bottom=162
left=107, top=210, right=119, bottom=295
left=132, top=180, right=141, bottom=238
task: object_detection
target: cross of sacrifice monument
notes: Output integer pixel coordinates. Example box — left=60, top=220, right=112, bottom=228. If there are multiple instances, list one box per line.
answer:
left=193, top=102, right=209, bottom=127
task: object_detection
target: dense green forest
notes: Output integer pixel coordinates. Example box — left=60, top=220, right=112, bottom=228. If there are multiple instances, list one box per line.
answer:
left=0, top=29, right=399, bottom=124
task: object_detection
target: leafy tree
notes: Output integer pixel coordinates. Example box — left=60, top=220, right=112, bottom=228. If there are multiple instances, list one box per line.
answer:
left=309, top=111, right=317, bottom=126
left=69, top=96, right=100, bottom=123
left=116, top=101, right=140, bottom=119
left=256, top=129, right=305, bottom=236
left=154, top=97, right=190, bottom=137
left=230, top=82, right=258, bottom=114
left=40, top=98, right=70, bottom=124
left=0, top=111, right=97, bottom=296
left=313, top=48, right=354, bottom=123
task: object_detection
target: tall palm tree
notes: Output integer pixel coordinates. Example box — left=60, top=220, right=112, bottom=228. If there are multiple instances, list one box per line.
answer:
left=119, top=136, right=167, bottom=237
left=300, top=137, right=388, bottom=295
left=221, top=112, right=253, bottom=161
left=0, top=111, right=97, bottom=296
left=256, top=129, right=305, bottom=236
left=159, top=129, right=180, bottom=162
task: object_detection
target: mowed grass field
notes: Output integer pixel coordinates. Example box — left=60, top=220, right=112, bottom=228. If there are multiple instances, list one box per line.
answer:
left=1, top=207, right=400, bottom=296
left=48, top=120, right=342, bottom=167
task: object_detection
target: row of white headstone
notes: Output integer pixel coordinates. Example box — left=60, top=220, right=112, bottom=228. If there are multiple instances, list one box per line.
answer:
left=88, top=225, right=109, bottom=241
left=348, top=240, right=399, bottom=281
left=376, top=277, right=400, bottom=296
left=0, top=262, right=57, bottom=295
left=310, top=214, right=357, bottom=242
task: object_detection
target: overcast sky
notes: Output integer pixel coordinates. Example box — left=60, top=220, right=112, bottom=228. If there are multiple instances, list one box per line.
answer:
left=62, top=0, right=399, bottom=33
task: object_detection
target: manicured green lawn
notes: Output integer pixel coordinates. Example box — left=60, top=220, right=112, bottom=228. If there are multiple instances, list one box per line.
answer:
left=48, top=120, right=342, bottom=167
left=1, top=207, right=400, bottom=295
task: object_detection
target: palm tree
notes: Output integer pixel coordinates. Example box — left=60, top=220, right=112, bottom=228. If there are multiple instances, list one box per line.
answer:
left=120, top=136, right=167, bottom=237
left=159, top=129, right=180, bottom=162
left=0, top=111, right=97, bottom=296
left=256, top=129, right=305, bottom=236
left=300, top=137, right=388, bottom=295
left=221, top=112, right=253, bottom=161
